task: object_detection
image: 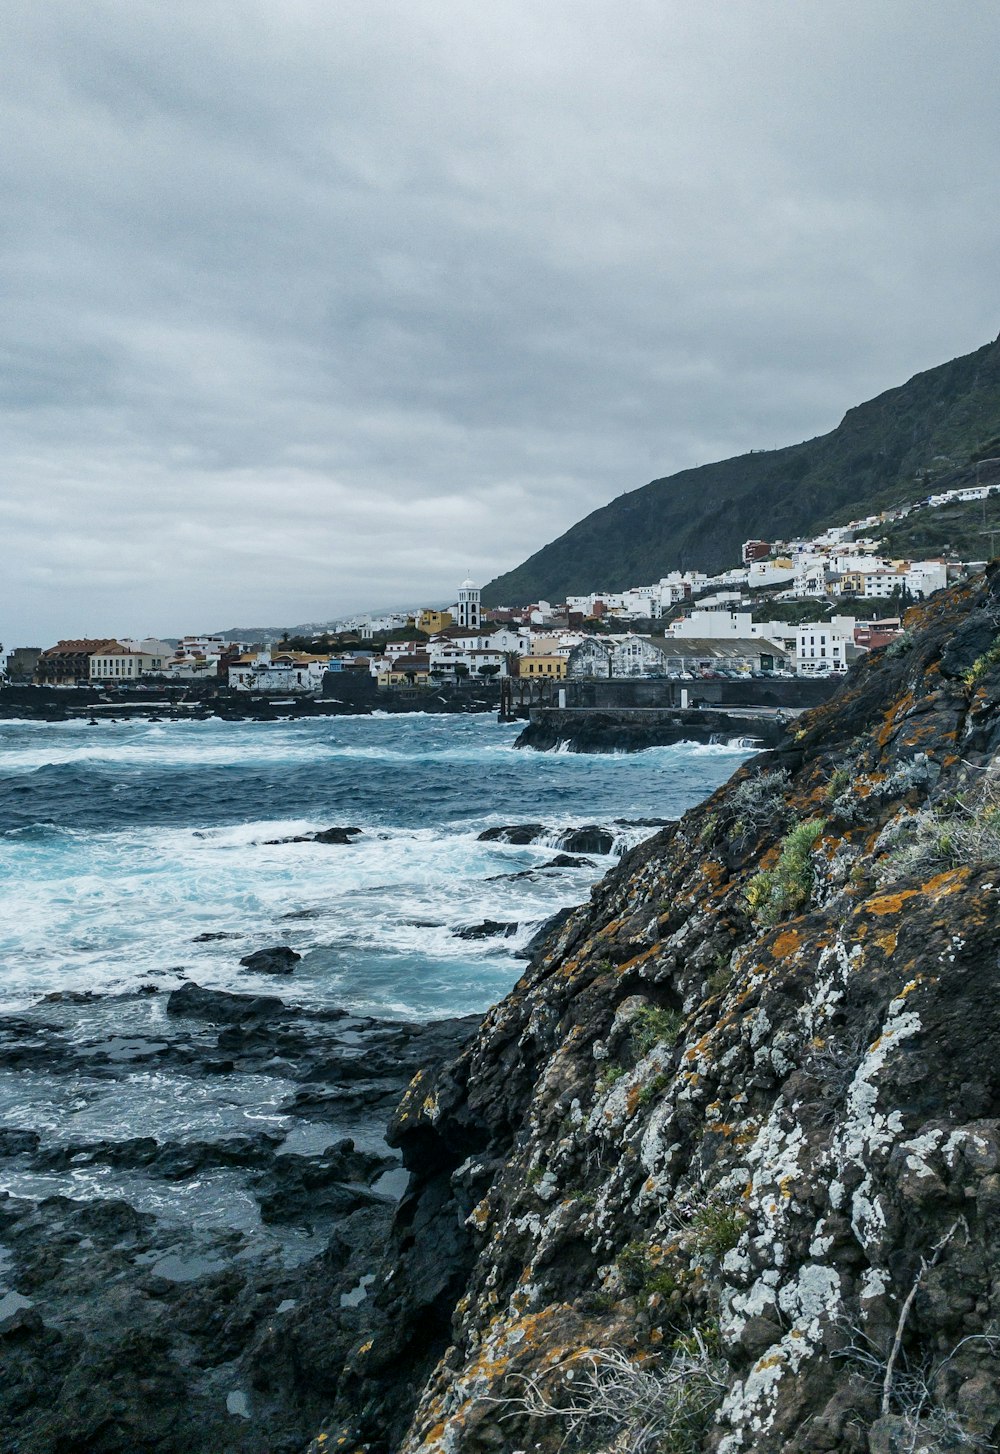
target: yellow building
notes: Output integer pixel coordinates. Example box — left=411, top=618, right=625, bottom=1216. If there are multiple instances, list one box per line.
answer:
left=413, top=608, right=453, bottom=634
left=518, top=655, right=567, bottom=679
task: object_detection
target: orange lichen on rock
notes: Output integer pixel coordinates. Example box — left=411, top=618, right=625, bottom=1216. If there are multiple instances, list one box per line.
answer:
left=770, top=929, right=802, bottom=960
left=874, top=929, right=898, bottom=956
left=866, top=868, right=969, bottom=917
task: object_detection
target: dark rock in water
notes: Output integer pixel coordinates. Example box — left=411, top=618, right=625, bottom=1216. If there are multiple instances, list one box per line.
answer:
left=312, top=826, right=363, bottom=845
left=0, top=1129, right=40, bottom=1156
left=555, top=824, right=615, bottom=855
left=476, top=823, right=546, bottom=844
left=540, top=853, right=594, bottom=868
left=238, top=945, right=301, bottom=975
left=255, top=1141, right=390, bottom=1224
left=453, top=920, right=518, bottom=940
left=0, top=1299, right=43, bottom=1339
left=166, top=982, right=286, bottom=1021
left=261, top=826, right=362, bottom=846
left=191, top=931, right=242, bottom=942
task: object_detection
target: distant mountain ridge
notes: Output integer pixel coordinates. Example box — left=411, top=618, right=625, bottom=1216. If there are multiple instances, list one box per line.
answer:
left=483, top=331, right=1000, bottom=605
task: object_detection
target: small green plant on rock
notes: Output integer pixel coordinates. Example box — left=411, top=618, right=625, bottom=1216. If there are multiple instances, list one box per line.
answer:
left=876, top=776, right=1000, bottom=881
left=726, top=769, right=790, bottom=844
left=596, top=1063, right=626, bottom=1094
left=690, top=1198, right=747, bottom=1261
left=745, top=818, right=826, bottom=926
left=617, top=1240, right=681, bottom=1298
left=636, top=1071, right=671, bottom=1108
left=963, top=636, right=1000, bottom=686
left=885, top=630, right=914, bottom=658
left=707, top=953, right=734, bottom=995
left=632, top=1005, right=683, bottom=1056
left=825, top=765, right=852, bottom=800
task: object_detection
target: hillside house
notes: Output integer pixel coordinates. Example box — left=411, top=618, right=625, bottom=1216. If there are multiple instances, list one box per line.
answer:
left=795, top=618, right=858, bottom=674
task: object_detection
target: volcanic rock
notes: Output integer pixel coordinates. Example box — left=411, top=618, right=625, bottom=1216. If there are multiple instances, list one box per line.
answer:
left=238, top=946, right=301, bottom=975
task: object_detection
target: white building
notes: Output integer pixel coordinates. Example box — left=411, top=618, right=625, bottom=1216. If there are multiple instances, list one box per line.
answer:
left=747, top=560, right=796, bottom=589
left=796, top=617, right=857, bottom=674
left=669, top=609, right=756, bottom=639
left=119, top=638, right=175, bottom=669
left=906, top=561, right=949, bottom=597
left=228, top=651, right=327, bottom=695
left=862, top=569, right=906, bottom=599
left=89, top=645, right=149, bottom=682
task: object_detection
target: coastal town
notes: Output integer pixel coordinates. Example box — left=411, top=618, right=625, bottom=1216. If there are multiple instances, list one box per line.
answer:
left=3, top=474, right=995, bottom=698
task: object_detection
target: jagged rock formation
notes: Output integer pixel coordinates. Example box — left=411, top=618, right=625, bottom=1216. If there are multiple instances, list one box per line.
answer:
left=313, top=568, right=1000, bottom=1454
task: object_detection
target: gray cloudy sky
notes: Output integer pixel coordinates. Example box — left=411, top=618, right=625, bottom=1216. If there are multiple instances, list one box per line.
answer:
left=3, top=0, right=1000, bottom=644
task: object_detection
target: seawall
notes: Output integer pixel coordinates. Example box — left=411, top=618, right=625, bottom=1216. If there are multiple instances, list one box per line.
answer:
left=514, top=704, right=798, bottom=751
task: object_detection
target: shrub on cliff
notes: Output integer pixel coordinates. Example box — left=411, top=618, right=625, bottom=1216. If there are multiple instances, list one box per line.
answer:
left=493, top=1333, right=727, bottom=1454
left=745, top=818, right=826, bottom=925
left=876, top=774, right=1000, bottom=881
left=725, top=767, right=790, bottom=845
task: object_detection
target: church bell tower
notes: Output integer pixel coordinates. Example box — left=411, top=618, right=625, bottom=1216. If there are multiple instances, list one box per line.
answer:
left=457, top=577, right=481, bottom=631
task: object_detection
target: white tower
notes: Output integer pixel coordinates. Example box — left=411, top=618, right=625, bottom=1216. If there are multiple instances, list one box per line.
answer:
left=457, top=577, right=481, bottom=631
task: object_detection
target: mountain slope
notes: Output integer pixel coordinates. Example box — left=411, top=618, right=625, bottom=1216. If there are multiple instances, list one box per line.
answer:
left=484, top=331, right=1000, bottom=604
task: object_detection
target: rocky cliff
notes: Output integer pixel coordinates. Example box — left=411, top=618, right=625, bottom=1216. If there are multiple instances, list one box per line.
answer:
left=315, top=568, right=1000, bottom=1454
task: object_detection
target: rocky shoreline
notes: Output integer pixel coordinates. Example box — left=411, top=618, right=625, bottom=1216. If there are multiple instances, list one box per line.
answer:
left=0, top=981, right=478, bottom=1453
left=0, top=681, right=506, bottom=724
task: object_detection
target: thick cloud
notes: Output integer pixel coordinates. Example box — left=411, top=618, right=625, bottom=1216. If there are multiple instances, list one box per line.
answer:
left=2, top=0, right=999, bottom=642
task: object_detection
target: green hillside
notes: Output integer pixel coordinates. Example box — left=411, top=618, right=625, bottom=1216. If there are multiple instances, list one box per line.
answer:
left=483, top=332, right=1000, bottom=605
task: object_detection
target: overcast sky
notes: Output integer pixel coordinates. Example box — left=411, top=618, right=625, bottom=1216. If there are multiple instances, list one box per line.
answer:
left=2, top=0, right=999, bottom=644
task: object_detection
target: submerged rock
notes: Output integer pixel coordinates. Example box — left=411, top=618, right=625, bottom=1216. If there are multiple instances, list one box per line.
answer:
left=260, top=826, right=362, bottom=846
left=238, top=946, right=301, bottom=975
left=166, top=982, right=286, bottom=1021
left=476, top=822, right=546, bottom=843
left=452, top=920, right=518, bottom=940
left=554, top=824, right=615, bottom=854
left=539, top=852, right=595, bottom=868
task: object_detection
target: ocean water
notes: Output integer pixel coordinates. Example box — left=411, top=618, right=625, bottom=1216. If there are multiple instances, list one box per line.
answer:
left=0, top=713, right=752, bottom=1018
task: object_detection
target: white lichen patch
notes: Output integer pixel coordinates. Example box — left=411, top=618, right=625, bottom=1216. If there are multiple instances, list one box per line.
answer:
left=718, top=1265, right=841, bottom=1451
left=834, top=985, right=923, bottom=1253
left=901, top=1127, right=945, bottom=1178
left=859, top=1266, right=888, bottom=1301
